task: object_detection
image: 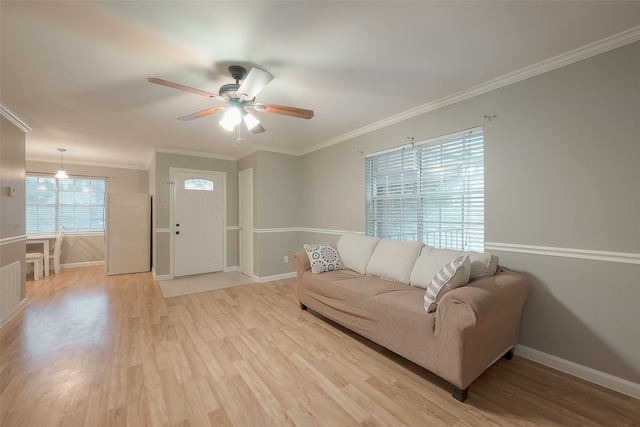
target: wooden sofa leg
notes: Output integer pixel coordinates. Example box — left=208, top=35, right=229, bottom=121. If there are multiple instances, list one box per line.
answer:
left=502, top=348, right=514, bottom=360
left=299, top=302, right=307, bottom=311
left=451, top=385, right=469, bottom=402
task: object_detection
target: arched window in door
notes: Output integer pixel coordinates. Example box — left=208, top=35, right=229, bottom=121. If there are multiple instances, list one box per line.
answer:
left=184, top=179, right=214, bottom=191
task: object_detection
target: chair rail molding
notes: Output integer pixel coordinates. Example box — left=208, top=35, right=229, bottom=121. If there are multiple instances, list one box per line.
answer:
left=485, top=242, right=640, bottom=265
left=253, top=227, right=360, bottom=235
left=0, top=235, right=27, bottom=246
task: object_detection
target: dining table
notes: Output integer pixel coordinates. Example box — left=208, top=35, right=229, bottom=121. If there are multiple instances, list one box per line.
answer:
left=26, top=234, right=56, bottom=277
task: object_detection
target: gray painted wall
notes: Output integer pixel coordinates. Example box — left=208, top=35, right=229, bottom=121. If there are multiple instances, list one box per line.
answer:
left=297, top=41, right=640, bottom=383
left=0, top=116, right=27, bottom=300
left=238, top=151, right=301, bottom=277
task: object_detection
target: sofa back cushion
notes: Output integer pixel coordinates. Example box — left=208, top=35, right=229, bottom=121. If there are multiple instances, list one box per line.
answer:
left=366, top=240, right=424, bottom=284
left=410, top=247, right=499, bottom=288
left=336, top=232, right=380, bottom=274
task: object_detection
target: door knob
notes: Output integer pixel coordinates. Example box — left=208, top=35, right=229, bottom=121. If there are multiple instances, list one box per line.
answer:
left=176, top=223, right=180, bottom=227
left=176, top=231, right=180, bottom=235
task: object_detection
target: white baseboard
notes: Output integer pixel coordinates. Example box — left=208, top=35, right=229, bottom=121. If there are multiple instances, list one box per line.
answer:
left=0, top=298, right=28, bottom=329
left=515, top=345, right=640, bottom=399
left=255, top=272, right=296, bottom=283
left=61, top=261, right=104, bottom=269
left=152, top=268, right=173, bottom=281
left=152, top=267, right=294, bottom=283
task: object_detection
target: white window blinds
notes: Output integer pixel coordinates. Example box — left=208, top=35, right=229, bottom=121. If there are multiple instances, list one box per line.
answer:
left=26, top=176, right=106, bottom=233
left=365, top=127, right=484, bottom=251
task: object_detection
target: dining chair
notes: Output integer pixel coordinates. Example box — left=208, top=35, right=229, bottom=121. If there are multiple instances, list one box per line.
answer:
left=26, top=252, right=45, bottom=280
left=49, top=225, right=65, bottom=274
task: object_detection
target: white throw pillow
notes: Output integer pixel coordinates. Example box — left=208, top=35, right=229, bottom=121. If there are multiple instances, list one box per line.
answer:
left=336, top=232, right=380, bottom=274
left=365, top=240, right=424, bottom=284
left=424, top=255, right=471, bottom=313
left=410, top=247, right=499, bottom=288
left=467, top=252, right=499, bottom=280
left=303, top=244, right=346, bottom=274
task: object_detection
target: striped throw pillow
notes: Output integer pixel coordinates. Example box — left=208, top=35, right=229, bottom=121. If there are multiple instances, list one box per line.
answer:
left=424, top=255, right=471, bottom=313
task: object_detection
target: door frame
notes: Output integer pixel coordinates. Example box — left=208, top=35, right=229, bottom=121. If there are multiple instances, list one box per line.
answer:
left=239, top=168, right=253, bottom=278
left=169, top=167, right=227, bottom=278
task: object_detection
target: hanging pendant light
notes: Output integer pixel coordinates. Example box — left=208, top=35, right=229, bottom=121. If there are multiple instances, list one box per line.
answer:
left=55, top=148, right=68, bottom=179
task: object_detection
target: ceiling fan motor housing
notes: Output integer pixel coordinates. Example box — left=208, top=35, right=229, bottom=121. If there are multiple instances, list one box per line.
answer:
left=220, top=65, right=249, bottom=100
left=219, top=83, right=240, bottom=100
left=228, top=65, right=247, bottom=82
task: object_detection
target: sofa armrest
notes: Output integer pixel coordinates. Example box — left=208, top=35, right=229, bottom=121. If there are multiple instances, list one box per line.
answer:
left=293, top=251, right=310, bottom=277
left=434, top=270, right=530, bottom=389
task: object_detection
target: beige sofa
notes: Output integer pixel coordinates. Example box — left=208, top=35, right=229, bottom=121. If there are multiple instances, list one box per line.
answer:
left=293, top=233, right=530, bottom=402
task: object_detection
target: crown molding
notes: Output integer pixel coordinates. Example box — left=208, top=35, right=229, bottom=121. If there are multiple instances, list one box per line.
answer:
left=237, top=143, right=301, bottom=161
left=26, top=155, right=147, bottom=171
left=301, top=25, right=640, bottom=156
left=154, top=147, right=236, bottom=162
left=0, top=102, right=31, bottom=132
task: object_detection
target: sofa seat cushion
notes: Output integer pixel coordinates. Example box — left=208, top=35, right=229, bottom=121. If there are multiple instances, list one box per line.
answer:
left=301, top=269, right=407, bottom=302
left=370, top=287, right=438, bottom=366
left=298, top=268, right=438, bottom=368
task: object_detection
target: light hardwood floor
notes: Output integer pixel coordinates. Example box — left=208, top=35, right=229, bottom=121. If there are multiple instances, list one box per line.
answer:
left=1, top=266, right=638, bottom=426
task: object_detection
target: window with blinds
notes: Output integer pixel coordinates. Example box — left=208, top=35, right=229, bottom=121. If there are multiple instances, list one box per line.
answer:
left=365, top=127, right=484, bottom=251
left=26, top=176, right=106, bottom=234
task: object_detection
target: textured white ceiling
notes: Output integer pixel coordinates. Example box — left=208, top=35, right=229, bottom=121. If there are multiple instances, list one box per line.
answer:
left=2, top=1, right=640, bottom=169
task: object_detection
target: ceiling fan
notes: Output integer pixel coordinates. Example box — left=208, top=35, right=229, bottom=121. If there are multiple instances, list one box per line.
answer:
left=148, top=65, right=314, bottom=134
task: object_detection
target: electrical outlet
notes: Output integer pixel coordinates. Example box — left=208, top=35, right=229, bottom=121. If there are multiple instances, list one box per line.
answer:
left=284, top=255, right=289, bottom=264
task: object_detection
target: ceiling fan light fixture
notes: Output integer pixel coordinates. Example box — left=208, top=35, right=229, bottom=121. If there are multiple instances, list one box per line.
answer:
left=149, top=65, right=314, bottom=134
left=219, top=106, right=242, bottom=131
left=243, top=112, right=260, bottom=131
left=55, top=148, right=69, bottom=179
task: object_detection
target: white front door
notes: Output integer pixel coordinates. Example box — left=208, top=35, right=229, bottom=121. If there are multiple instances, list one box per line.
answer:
left=173, top=170, right=225, bottom=277
left=239, top=168, right=253, bottom=277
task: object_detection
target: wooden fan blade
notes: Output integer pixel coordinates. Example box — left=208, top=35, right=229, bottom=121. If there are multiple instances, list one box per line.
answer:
left=177, top=107, right=224, bottom=121
left=249, top=123, right=265, bottom=134
left=257, top=103, right=314, bottom=119
left=148, top=77, right=218, bottom=98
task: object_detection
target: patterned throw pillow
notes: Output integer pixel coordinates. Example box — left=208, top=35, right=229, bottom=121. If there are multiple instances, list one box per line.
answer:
left=303, top=244, right=346, bottom=274
left=424, top=255, right=471, bottom=313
